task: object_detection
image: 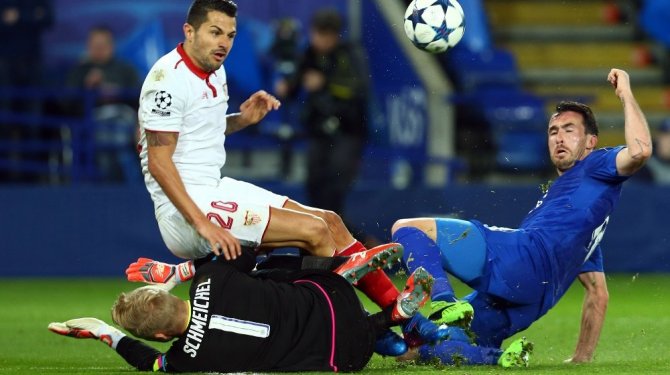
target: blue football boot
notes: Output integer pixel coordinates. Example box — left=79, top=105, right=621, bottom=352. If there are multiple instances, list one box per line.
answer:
left=402, top=313, right=450, bottom=348
left=374, top=329, right=408, bottom=357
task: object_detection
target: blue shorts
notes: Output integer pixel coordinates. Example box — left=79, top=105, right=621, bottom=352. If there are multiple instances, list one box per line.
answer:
left=436, top=219, right=548, bottom=346
left=434, top=218, right=487, bottom=283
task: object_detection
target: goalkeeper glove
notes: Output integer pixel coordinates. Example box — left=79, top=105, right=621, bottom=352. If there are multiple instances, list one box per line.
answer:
left=125, top=258, right=195, bottom=290
left=48, top=317, right=126, bottom=349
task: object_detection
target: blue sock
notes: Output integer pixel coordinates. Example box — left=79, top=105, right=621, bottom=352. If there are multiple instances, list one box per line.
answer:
left=419, top=340, right=502, bottom=365
left=393, top=227, right=456, bottom=302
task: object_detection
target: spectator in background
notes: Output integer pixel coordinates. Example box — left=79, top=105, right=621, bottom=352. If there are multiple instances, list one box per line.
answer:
left=0, top=0, right=53, bottom=182
left=66, top=26, right=141, bottom=183
left=275, top=9, right=370, bottom=216
left=66, top=26, right=139, bottom=110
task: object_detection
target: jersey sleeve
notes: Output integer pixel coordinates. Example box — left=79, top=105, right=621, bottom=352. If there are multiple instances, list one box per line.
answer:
left=115, top=336, right=169, bottom=372
left=139, top=66, right=186, bottom=133
left=585, top=146, right=628, bottom=183
left=580, top=245, right=604, bottom=273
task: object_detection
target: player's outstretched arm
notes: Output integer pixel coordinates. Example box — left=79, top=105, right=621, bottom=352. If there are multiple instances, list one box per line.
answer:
left=146, top=131, right=241, bottom=260
left=225, top=90, right=281, bottom=135
left=608, top=69, right=653, bottom=176
left=49, top=318, right=166, bottom=371
left=566, top=271, right=609, bottom=363
left=48, top=317, right=126, bottom=348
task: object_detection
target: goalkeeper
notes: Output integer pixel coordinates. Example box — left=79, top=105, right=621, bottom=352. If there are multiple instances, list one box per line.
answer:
left=49, top=245, right=434, bottom=373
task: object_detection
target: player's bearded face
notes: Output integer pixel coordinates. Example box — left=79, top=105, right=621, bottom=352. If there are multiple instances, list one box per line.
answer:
left=548, top=111, right=590, bottom=173
left=189, top=11, right=236, bottom=72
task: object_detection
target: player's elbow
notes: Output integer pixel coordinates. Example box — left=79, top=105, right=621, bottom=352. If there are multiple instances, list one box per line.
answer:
left=634, top=147, right=653, bottom=163
left=629, top=143, right=653, bottom=164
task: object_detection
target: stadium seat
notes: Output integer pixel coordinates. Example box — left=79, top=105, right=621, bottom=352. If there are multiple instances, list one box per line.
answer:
left=477, top=88, right=547, bottom=131
left=445, top=47, right=521, bottom=93
left=495, top=131, right=548, bottom=171
left=472, top=88, right=548, bottom=171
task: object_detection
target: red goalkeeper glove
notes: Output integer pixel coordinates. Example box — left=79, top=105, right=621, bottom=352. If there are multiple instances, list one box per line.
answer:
left=125, top=258, right=195, bottom=290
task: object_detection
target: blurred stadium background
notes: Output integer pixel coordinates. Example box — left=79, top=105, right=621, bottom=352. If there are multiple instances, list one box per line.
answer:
left=1, top=0, right=668, bottom=277
left=1, top=1, right=670, bottom=373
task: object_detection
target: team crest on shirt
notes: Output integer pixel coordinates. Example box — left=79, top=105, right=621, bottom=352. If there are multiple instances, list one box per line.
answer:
left=244, top=210, right=262, bottom=226
left=152, top=69, right=165, bottom=82
left=152, top=91, right=172, bottom=117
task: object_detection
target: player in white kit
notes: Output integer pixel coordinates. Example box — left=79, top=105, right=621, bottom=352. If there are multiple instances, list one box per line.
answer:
left=136, top=0, right=378, bottom=267
left=137, top=0, right=362, bottom=262
left=131, top=3, right=448, bottom=351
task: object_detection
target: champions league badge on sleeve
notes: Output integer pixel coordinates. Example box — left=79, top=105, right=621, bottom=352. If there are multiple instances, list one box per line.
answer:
left=152, top=91, right=173, bottom=117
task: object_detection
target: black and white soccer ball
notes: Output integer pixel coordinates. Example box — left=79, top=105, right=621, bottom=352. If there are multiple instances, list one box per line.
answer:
left=404, top=0, right=465, bottom=54
left=155, top=91, right=172, bottom=110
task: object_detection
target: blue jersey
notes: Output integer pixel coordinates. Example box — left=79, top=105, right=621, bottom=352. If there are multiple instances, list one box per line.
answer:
left=470, top=147, right=627, bottom=324
left=521, top=146, right=627, bottom=308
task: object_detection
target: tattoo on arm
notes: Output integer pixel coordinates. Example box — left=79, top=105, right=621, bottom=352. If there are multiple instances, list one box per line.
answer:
left=630, top=138, right=651, bottom=160
left=146, top=132, right=178, bottom=147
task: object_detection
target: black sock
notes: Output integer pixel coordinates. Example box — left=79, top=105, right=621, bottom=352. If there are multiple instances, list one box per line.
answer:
left=368, top=305, right=397, bottom=336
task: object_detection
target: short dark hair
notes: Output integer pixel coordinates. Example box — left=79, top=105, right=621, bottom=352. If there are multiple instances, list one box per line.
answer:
left=311, top=8, right=343, bottom=34
left=554, top=101, right=599, bottom=136
left=187, top=0, right=237, bottom=30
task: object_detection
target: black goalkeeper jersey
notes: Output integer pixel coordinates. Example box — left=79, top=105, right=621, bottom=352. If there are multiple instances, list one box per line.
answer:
left=116, top=259, right=375, bottom=372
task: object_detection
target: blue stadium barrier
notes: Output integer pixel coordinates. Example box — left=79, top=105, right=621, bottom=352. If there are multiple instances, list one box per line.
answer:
left=0, top=87, right=139, bottom=182
left=1, top=184, right=668, bottom=277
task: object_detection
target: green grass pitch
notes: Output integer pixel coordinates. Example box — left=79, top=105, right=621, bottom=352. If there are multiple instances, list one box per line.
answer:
left=1, top=274, right=668, bottom=374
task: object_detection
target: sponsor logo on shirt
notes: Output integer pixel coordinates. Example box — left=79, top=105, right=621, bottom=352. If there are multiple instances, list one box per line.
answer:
left=152, top=69, right=165, bottom=82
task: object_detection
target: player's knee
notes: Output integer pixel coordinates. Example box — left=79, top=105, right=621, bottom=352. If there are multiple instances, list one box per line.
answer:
left=322, top=210, right=345, bottom=229
left=302, top=216, right=332, bottom=249
left=392, top=218, right=434, bottom=237
left=391, top=218, right=420, bottom=235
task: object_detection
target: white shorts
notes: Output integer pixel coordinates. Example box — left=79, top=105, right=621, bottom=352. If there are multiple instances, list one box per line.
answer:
left=156, top=177, right=288, bottom=259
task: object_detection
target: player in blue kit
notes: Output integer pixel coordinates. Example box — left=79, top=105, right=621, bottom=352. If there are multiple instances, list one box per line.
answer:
left=392, top=68, right=652, bottom=366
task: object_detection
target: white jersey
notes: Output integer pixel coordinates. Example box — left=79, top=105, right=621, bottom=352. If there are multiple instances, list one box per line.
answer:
left=137, top=43, right=288, bottom=259
left=138, top=43, right=230, bottom=209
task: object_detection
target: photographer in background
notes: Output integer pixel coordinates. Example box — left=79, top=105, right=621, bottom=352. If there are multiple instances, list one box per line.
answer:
left=275, top=9, right=370, bottom=216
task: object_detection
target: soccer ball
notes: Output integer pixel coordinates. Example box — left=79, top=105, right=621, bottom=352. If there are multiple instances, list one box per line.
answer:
left=404, top=0, right=465, bottom=54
